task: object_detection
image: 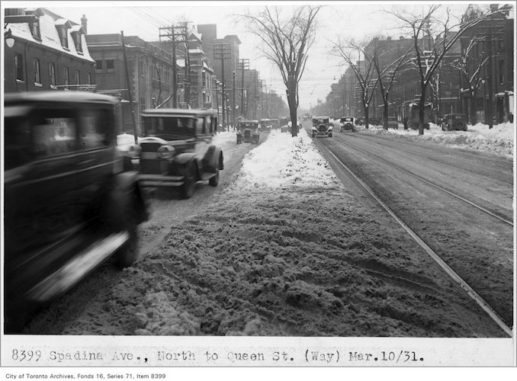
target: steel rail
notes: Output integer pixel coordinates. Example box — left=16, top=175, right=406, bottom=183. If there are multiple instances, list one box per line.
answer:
left=337, top=133, right=513, bottom=226
left=324, top=146, right=513, bottom=337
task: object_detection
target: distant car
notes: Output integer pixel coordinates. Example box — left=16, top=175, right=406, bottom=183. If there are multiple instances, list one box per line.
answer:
left=311, top=116, right=333, bottom=138
left=441, top=114, right=467, bottom=131
left=340, top=117, right=355, bottom=131
left=237, top=120, right=260, bottom=144
left=4, top=91, right=149, bottom=332
left=279, top=117, right=289, bottom=133
left=128, top=108, right=224, bottom=198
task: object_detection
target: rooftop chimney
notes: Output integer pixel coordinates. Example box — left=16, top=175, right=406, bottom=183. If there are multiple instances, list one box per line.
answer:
left=81, top=14, right=87, bottom=34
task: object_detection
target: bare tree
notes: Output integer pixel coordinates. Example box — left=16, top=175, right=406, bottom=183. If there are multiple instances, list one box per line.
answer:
left=332, top=40, right=379, bottom=129
left=451, top=37, right=488, bottom=125
left=240, top=6, right=320, bottom=137
left=370, top=42, right=413, bottom=130
left=389, top=5, right=500, bottom=135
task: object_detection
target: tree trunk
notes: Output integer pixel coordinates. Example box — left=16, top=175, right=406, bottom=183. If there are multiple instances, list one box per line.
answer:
left=383, top=99, right=389, bottom=130
left=469, top=90, right=477, bottom=125
left=364, top=104, right=369, bottom=129
left=418, top=94, right=426, bottom=135
left=288, top=81, right=298, bottom=137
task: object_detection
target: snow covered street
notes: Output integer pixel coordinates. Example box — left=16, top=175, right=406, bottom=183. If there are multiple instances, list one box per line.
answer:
left=26, top=129, right=508, bottom=337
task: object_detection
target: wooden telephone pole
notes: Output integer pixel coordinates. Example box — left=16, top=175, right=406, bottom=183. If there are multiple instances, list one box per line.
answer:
left=214, top=43, right=231, bottom=129
left=239, top=58, right=250, bottom=118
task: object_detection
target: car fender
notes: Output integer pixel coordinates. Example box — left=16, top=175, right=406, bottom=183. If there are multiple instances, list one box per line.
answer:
left=174, top=153, right=201, bottom=178
left=105, top=171, right=149, bottom=227
left=203, top=145, right=224, bottom=171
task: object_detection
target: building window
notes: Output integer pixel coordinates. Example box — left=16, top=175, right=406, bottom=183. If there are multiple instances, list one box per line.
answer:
left=30, top=19, right=41, bottom=41
left=72, top=32, right=83, bottom=54
left=15, top=54, right=24, bottom=81
left=95, top=60, right=103, bottom=70
left=88, top=73, right=92, bottom=85
left=49, top=63, right=56, bottom=88
left=75, top=70, right=80, bottom=85
left=498, top=60, right=504, bottom=84
left=64, top=67, right=70, bottom=89
left=58, top=27, right=69, bottom=50
left=106, top=59, right=115, bottom=71
left=34, top=58, right=41, bottom=85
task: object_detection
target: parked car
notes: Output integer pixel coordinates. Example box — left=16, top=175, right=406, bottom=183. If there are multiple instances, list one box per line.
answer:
left=440, top=113, right=468, bottom=131
left=340, top=117, right=355, bottom=131
left=128, top=109, right=224, bottom=199
left=237, top=120, right=260, bottom=144
left=311, top=116, right=333, bottom=138
left=3, top=91, right=149, bottom=333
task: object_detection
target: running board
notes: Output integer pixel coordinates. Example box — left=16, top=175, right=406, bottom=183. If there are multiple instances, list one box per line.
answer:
left=27, top=232, right=129, bottom=302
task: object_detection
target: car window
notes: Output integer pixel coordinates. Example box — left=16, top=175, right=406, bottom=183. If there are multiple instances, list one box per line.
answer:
left=5, top=115, right=32, bottom=170
left=143, top=116, right=195, bottom=139
left=79, top=108, right=113, bottom=149
left=32, top=109, right=77, bottom=158
left=196, top=117, right=205, bottom=135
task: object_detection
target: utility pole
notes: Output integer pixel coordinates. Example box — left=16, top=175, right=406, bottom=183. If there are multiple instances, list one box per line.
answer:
left=239, top=59, right=250, bottom=118
left=120, top=31, right=138, bottom=143
left=214, top=43, right=231, bottom=130
left=232, top=70, right=236, bottom=128
left=159, top=26, right=177, bottom=108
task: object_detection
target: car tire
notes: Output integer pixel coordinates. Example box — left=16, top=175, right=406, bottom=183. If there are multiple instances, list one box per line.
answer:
left=328, top=133, right=333, bottom=137
left=181, top=161, right=197, bottom=199
left=209, top=169, right=219, bottom=187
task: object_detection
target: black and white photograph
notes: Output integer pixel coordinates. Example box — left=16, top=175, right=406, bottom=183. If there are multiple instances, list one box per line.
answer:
left=1, top=0, right=515, bottom=372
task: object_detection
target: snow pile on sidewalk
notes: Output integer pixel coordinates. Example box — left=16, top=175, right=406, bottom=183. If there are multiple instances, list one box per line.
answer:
left=361, top=122, right=514, bottom=157
left=234, top=129, right=339, bottom=190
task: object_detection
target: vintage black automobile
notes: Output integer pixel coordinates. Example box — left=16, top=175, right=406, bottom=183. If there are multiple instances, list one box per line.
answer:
left=4, top=92, right=149, bottom=333
left=340, top=117, right=355, bottom=131
left=237, top=120, right=260, bottom=144
left=132, top=108, right=224, bottom=198
left=441, top=113, right=468, bottom=131
left=311, top=116, right=333, bottom=138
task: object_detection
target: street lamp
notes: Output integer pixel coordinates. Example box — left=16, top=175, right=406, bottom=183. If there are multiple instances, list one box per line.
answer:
left=5, top=28, right=15, bottom=48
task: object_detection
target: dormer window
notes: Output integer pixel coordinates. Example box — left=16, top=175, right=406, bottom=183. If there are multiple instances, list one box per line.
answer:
left=29, top=18, right=41, bottom=41
left=70, top=25, right=84, bottom=54
left=55, top=19, right=71, bottom=50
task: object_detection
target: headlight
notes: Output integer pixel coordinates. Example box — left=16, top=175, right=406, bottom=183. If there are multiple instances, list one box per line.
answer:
left=158, top=145, right=175, bottom=159
left=328, top=126, right=333, bottom=130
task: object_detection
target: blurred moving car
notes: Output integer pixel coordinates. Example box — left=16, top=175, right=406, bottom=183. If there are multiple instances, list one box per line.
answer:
left=237, top=120, right=260, bottom=144
left=4, top=92, right=149, bottom=333
left=340, top=117, right=355, bottom=132
left=440, top=114, right=468, bottom=131
left=127, top=109, right=224, bottom=198
left=311, top=116, right=333, bottom=138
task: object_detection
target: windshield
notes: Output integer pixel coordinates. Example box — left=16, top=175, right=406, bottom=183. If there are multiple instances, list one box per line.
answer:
left=142, top=116, right=195, bottom=140
left=239, top=122, right=258, bottom=129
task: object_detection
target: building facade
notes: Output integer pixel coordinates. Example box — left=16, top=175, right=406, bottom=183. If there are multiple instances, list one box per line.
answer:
left=86, top=33, right=175, bottom=134
left=4, top=8, right=95, bottom=93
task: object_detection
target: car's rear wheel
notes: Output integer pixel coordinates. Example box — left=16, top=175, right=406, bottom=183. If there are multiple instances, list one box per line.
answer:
left=181, top=161, right=197, bottom=199
left=209, top=170, right=219, bottom=187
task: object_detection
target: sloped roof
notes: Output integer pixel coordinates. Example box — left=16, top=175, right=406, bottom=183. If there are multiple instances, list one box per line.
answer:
left=8, top=8, right=93, bottom=62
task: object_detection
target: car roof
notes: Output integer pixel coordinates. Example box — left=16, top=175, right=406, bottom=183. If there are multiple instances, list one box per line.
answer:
left=239, top=120, right=259, bottom=123
left=141, top=108, right=217, bottom=117
left=4, top=91, right=118, bottom=106
left=313, top=116, right=329, bottom=119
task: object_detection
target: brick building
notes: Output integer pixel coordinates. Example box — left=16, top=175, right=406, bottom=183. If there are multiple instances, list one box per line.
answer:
left=86, top=33, right=175, bottom=134
left=4, top=8, right=95, bottom=93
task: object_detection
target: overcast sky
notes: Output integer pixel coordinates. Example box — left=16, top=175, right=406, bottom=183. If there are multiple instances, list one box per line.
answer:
left=5, top=1, right=484, bottom=109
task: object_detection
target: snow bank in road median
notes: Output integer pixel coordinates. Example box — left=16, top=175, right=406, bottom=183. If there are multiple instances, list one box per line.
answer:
left=234, top=129, right=339, bottom=190
left=360, top=121, right=514, bottom=157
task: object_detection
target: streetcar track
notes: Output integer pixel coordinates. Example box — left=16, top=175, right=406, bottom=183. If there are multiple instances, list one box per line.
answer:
left=313, top=137, right=512, bottom=337
left=334, top=133, right=513, bottom=226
